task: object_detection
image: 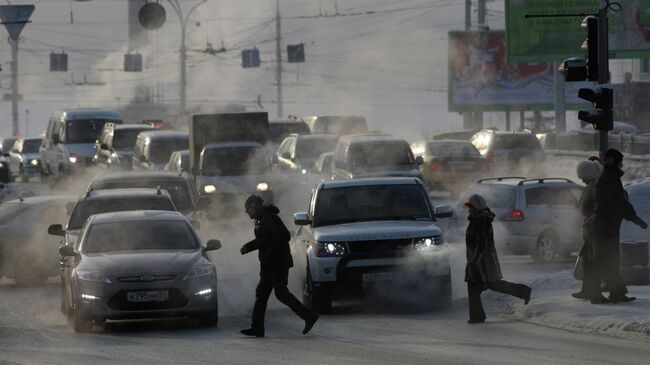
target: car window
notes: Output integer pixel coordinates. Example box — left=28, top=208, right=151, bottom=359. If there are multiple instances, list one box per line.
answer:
left=459, top=184, right=516, bottom=210
left=428, top=142, right=480, bottom=157
left=296, top=137, right=337, bottom=160
left=82, top=220, right=197, bottom=253
left=526, top=186, right=579, bottom=207
left=113, top=129, right=147, bottom=149
left=347, top=141, right=414, bottom=169
left=68, top=198, right=175, bottom=229
left=202, top=146, right=269, bottom=176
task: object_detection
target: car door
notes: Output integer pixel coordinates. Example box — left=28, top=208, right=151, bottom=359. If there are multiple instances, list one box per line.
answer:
left=548, top=185, right=584, bottom=252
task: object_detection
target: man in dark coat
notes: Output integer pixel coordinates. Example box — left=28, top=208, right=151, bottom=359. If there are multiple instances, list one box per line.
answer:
left=590, top=149, right=647, bottom=303
left=240, top=195, right=318, bottom=337
left=464, top=194, right=531, bottom=324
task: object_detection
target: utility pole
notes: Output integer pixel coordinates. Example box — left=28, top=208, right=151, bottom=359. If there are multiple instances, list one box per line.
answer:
left=597, top=0, right=610, bottom=158
left=474, top=0, right=486, bottom=129
left=11, top=38, right=19, bottom=136
left=275, top=0, right=283, bottom=118
left=462, top=0, right=472, bottom=129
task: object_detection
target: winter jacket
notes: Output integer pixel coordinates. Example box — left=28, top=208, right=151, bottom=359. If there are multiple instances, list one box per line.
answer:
left=465, top=208, right=503, bottom=284
left=578, top=182, right=597, bottom=260
left=242, top=204, right=294, bottom=271
left=593, top=166, right=638, bottom=237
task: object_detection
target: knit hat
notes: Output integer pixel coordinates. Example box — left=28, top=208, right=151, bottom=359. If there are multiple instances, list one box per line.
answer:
left=464, top=194, right=488, bottom=211
left=604, top=148, right=624, bottom=163
left=576, top=159, right=603, bottom=181
left=245, top=194, right=264, bottom=208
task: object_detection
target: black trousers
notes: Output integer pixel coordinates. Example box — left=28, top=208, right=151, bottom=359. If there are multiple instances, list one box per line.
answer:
left=467, top=280, right=529, bottom=321
left=590, top=235, right=627, bottom=299
left=251, top=268, right=313, bottom=330
left=580, top=259, right=599, bottom=297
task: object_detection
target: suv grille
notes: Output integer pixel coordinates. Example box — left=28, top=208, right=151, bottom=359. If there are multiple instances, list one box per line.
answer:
left=107, top=288, right=188, bottom=311
left=348, top=239, right=412, bottom=257
left=117, top=274, right=178, bottom=283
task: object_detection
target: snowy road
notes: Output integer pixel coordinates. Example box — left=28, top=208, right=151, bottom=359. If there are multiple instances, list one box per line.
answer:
left=1, top=258, right=649, bottom=365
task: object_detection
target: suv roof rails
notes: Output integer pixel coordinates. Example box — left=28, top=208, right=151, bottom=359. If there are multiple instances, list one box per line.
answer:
left=477, top=177, right=526, bottom=183
left=517, top=178, right=575, bottom=186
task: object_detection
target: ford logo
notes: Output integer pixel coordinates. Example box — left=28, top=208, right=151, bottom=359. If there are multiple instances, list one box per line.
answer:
left=139, top=275, right=155, bottom=282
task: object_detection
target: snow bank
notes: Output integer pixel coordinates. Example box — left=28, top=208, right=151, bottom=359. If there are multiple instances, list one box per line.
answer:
left=494, top=270, right=650, bottom=340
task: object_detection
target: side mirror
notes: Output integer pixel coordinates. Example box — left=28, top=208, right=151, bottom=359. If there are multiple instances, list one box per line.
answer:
left=415, top=156, right=424, bottom=166
left=48, top=224, right=65, bottom=237
left=65, top=201, right=76, bottom=215
left=294, top=212, right=311, bottom=226
left=100, top=143, right=110, bottom=151
left=59, top=245, right=77, bottom=257
left=52, top=134, right=60, bottom=145
left=190, top=220, right=201, bottom=230
left=281, top=152, right=292, bottom=160
left=196, top=196, right=212, bottom=211
left=205, top=239, right=222, bottom=251
left=434, top=204, right=454, bottom=219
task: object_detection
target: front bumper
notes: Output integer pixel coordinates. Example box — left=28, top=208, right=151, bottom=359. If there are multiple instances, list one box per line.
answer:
left=73, top=275, right=217, bottom=321
left=21, top=163, right=41, bottom=176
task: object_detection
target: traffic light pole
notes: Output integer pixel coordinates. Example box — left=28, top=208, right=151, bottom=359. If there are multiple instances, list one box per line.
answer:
left=597, top=1, right=609, bottom=158
left=10, top=38, right=19, bottom=137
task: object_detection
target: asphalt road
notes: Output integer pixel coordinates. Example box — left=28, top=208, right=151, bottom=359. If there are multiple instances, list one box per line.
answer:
left=1, top=256, right=649, bottom=365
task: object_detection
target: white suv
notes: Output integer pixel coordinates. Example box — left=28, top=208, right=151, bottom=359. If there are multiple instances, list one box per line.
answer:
left=444, top=177, right=584, bottom=263
left=292, top=177, right=453, bottom=313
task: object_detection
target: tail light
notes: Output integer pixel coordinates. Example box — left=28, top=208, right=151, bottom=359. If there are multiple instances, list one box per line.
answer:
left=501, top=209, right=524, bottom=221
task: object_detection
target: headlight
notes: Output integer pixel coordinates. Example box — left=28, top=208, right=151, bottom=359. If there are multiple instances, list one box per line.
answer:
left=29, top=159, right=39, bottom=166
left=314, top=241, right=348, bottom=257
left=256, top=182, right=269, bottom=191
left=301, top=169, right=307, bottom=175
left=413, top=236, right=443, bottom=250
left=183, top=263, right=214, bottom=280
left=203, top=184, right=216, bottom=194
left=75, top=270, right=112, bottom=284
left=69, top=155, right=78, bottom=164
left=0, top=162, right=4, bottom=168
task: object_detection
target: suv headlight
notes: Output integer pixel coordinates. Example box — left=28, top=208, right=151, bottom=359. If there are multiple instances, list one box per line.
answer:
left=314, top=242, right=348, bottom=257
left=29, top=159, right=39, bottom=166
left=413, top=236, right=443, bottom=250
left=256, top=182, right=270, bottom=191
left=203, top=184, right=217, bottom=194
left=183, top=263, right=215, bottom=280
left=75, top=270, right=112, bottom=284
left=69, top=155, right=79, bottom=164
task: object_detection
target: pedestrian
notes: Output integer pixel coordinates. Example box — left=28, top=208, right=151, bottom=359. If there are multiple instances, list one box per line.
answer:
left=571, top=159, right=603, bottom=301
left=464, top=194, right=531, bottom=324
left=590, top=149, right=647, bottom=304
left=240, top=195, right=319, bottom=337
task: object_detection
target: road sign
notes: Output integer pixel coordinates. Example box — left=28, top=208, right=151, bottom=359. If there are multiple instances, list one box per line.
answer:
left=0, top=5, right=35, bottom=41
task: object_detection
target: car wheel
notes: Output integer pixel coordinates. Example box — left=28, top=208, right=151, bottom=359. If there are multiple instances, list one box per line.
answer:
left=302, top=269, right=332, bottom=314
left=197, top=302, right=219, bottom=327
left=533, top=232, right=558, bottom=264
left=13, top=256, right=48, bottom=287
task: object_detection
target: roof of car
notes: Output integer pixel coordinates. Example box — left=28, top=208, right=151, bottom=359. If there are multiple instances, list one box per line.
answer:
left=477, top=129, right=535, bottom=136
left=270, top=118, right=306, bottom=124
left=414, top=139, right=473, bottom=145
left=90, top=171, right=188, bottom=185
left=203, top=141, right=263, bottom=149
left=79, top=188, right=171, bottom=201
left=138, top=130, right=188, bottom=139
left=321, top=177, right=421, bottom=189
left=475, top=177, right=576, bottom=187
left=338, top=133, right=406, bottom=144
left=112, top=124, right=157, bottom=131
left=296, top=133, right=338, bottom=141
left=53, top=109, right=122, bottom=120
left=87, top=210, right=187, bottom=225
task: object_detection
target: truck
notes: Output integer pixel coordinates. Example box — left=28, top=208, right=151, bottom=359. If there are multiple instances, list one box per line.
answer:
left=188, top=112, right=273, bottom=214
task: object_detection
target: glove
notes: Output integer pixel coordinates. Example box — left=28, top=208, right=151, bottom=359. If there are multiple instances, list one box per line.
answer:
left=633, top=216, right=648, bottom=229
left=240, top=245, right=250, bottom=255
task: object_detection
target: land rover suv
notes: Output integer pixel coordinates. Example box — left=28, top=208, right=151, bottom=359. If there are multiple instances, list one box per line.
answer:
left=292, top=177, right=453, bottom=313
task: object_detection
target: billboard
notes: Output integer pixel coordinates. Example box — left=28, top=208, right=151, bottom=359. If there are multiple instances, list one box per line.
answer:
left=448, top=31, right=590, bottom=112
left=506, top=0, right=650, bottom=63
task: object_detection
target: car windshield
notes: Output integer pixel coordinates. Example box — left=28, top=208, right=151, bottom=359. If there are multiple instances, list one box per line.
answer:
left=314, top=184, right=432, bottom=226
left=113, top=129, right=147, bottom=149
left=149, top=138, right=188, bottom=164
left=428, top=142, right=479, bottom=157
left=348, top=142, right=414, bottom=170
left=68, top=198, right=175, bottom=229
left=22, top=139, right=42, bottom=153
left=270, top=123, right=310, bottom=143
left=66, top=119, right=119, bottom=144
left=82, top=220, right=197, bottom=253
left=92, top=180, right=193, bottom=212
left=296, top=137, right=338, bottom=161
left=492, top=135, right=542, bottom=150
left=459, top=184, right=516, bottom=210
left=202, top=146, right=269, bottom=176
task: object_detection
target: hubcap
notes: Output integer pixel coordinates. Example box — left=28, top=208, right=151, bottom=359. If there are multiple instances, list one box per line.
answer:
left=539, top=237, right=555, bottom=261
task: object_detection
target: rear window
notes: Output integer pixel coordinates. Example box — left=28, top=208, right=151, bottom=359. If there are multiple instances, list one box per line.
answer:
left=68, top=198, right=175, bottom=229
left=149, top=138, right=189, bottom=164
left=460, top=184, right=516, bottom=210
left=113, top=129, right=148, bottom=149
left=428, top=142, right=480, bottom=157
left=92, top=180, right=193, bottom=212
left=296, top=137, right=338, bottom=160
left=492, top=135, right=542, bottom=150
left=525, top=186, right=580, bottom=207
left=348, top=141, right=414, bottom=169
left=82, top=220, right=197, bottom=253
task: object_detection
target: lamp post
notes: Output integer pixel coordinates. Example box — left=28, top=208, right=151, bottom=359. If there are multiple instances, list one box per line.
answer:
left=166, top=0, right=207, bottom=119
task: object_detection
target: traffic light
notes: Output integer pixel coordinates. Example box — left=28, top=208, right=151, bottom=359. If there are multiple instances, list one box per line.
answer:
left=287, top=44, right=305, bottom=63
left=50, top=52, right=68, bottom=72
left=242, top=48, right=260, bottom=68
left=581, top=15, right=599, bottom=81
left=578, top=87, right=613, bottom=131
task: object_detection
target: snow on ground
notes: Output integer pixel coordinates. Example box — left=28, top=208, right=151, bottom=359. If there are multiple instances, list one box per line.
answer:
left=488, top=269, right=650, bottom=341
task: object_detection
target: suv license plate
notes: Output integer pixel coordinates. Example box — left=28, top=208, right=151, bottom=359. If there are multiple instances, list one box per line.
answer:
left=362, top=272, right=401, bottom=282
left=127, top=290, right=169, bottom=302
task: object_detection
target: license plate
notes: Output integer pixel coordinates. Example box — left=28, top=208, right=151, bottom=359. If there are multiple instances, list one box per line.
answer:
left=127, top=290, right=169, bottom=302
left=362, top=272, right=402, bottom=282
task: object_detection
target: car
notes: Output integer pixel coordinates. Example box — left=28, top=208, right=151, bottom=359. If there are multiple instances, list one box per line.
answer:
left=164, top=150, right=190, bottom=174
left=86, top=171, right=208, bottom=216
left=57, top=210, right=221, bottom=332
left=275, top=134, right=339, bottom=175
left=8, top=138, right=42, bottom=182
left=0, top=196, right=73, bottom=286
left=0, top=137, right=17, bottom=155
left=331, top=134, right=423, bottom=180
left=133, top=130, right=189, bottom=170
left=93, top=123, right=156, bottom=169
left=303, top=115, right=368, bottom=135
left=469, top=130, right=546, bottom=176
left=291, top=177, right=454, bottom=313
left=40, top=109, right=123, bottom=177
left=445, top=177, right=584, bottom=263
left=410, top=139, right=486, bottom=192
left=269, top=118, right=310, bottom=147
